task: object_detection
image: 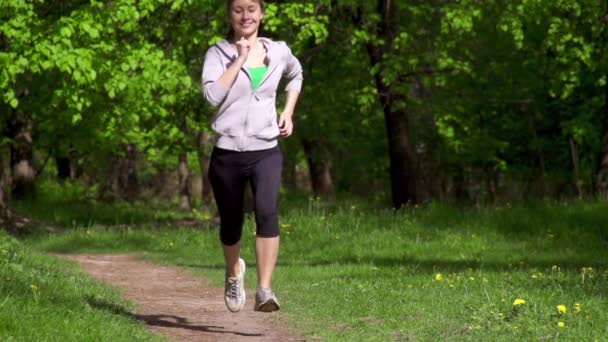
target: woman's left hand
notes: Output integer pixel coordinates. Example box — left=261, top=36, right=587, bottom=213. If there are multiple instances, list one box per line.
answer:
left=278, top=113, right=293, bottom=137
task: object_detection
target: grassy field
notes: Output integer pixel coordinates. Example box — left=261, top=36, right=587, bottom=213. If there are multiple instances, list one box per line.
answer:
left=5, top=182, right=608, bottom=341
left=0, top=230, right=166, bottom=341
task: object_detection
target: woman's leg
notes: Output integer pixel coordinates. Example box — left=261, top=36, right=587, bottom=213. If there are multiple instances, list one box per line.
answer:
left=223, top=242, right=243, bottom=278
left=250, top=147, right=283, bottom=288
left=209, top=148, right=249, bottom=312
left=255, top=236, right=279, bottom=288
left=209, top=149, right=247, bottom=277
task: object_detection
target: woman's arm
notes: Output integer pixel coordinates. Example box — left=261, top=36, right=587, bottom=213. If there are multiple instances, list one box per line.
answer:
left=282, top=43, right=303, bottom=93
left=279, top=43, right=303, bottom=137
left=279, top=89, right=300, bottom=137
left=202, top=39, right=250, bottom=107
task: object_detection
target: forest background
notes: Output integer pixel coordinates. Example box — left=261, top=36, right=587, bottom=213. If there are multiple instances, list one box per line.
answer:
left=2, top=0, right=608, bottom=221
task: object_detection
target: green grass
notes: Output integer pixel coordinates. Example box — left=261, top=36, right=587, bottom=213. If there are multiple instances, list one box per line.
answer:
left=8, top=183, right=608, bottom=341
left=10, top=181, right=209, bottom=228
left=0, top=230, right=166, bottom=341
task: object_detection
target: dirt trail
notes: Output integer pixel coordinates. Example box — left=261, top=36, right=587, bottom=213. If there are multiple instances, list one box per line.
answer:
left=56, top=254, right=305, bottom=342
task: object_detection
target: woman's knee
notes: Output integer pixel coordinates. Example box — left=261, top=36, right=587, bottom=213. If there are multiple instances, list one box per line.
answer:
left=255, top=209, right=279, bottom=237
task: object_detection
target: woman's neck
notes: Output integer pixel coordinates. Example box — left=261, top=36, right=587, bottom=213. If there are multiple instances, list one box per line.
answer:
left=232, top=33, right=258, bottom=45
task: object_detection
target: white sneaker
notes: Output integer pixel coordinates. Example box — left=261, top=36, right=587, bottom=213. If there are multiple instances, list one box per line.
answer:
left=254, top=287, right=280, bottom=312
left=224, top=258, right=246, bottom=312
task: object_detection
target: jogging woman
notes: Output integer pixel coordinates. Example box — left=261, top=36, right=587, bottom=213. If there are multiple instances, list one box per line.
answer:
left=201, top=0, right=303, bottom=312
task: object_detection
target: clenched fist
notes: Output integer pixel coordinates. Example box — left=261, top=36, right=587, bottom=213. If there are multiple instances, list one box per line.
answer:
left=235, top=36, right=251, bottom=59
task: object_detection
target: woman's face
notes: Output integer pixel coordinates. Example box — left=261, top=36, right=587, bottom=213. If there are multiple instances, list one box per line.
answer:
left=229, top=0, right=264, bottom=39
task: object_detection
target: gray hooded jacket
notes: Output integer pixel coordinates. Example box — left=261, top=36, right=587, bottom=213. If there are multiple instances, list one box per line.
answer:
left=202, top=38, right=303, bottom=151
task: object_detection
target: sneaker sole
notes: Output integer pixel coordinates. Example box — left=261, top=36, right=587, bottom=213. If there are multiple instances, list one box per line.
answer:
left=255, top=299, right=280, bottom=312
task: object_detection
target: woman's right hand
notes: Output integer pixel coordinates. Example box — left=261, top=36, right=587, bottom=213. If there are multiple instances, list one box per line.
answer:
left=235, top=37, right=250, bottom=60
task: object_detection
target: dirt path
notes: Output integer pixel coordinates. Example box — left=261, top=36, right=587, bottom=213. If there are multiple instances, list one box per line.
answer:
left=56, top=254, right=306, bottom=342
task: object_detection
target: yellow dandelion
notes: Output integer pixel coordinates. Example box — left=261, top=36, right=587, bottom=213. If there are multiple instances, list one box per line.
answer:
left=557, top=304, right=567, bottom=314
left=434, top=273, right=443, bottom=281
left=557, top=321, right=565, bottom=328
left=575, top=303, right=581, bottom=313
left=30, top=284, right=38, bottom=290
left=512, top=298, right=526, bottom=306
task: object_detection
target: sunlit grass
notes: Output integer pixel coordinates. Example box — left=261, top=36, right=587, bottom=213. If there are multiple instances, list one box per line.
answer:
left=0, top=230, right=165, bottom=341
left=19, top=195, right=608, bottom=341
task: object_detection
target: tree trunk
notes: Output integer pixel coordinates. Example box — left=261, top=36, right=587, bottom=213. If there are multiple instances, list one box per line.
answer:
left=365, top=0, right=417, bottom=208
left=596, top=74, right=608, bottom=198
left=0, top=146, right=11, bottom=225
left=302, top=138, right=334, bottom=195
left=281, top=158, right=298, bottom=191
left=453, top=165, right=469, bottom=202
left=596, top=115, right=608, bottom=198
left=177, top=153, right=192, bottom=211
left=9, top=109, right=35, bottom=199
left=382, top=102, right=417, bottom=207
left=56, top=156, right=71, bottom=181
left=527, top=112, right=547, bottom=197
left=412, top=79, right=441, bottom=202
left=99, top=144, right=139, bottom=201
left=196, top=130, right=213, bottom=207
left=569, top=137, right=583, bottom=198
left=120, top=144, right=138, bottom=201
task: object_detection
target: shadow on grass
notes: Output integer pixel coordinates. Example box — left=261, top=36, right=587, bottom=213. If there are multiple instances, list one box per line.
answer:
left=173, top=262, right=225, bottom=270
left=177, top=255, right=606, bottom=276
left=86, top=296, right=263, bottom=337
left=300, top=256, right=607, bottom=272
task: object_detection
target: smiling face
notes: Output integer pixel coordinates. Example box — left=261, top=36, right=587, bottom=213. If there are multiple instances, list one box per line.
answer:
left=228, top=0, right=264, bottom=39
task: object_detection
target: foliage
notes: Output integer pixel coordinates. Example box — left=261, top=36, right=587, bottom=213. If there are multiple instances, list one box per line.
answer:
left=435, top=0, right=608, bottom=190
left=2, top=0, right=608, bottom=203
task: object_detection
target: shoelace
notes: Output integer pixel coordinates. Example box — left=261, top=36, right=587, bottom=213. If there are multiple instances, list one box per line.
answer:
left=227, top=278, right=239, bottom=299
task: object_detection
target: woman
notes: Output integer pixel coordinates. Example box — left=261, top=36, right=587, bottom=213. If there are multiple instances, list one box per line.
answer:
left=201, top=0, right=302, bottom=313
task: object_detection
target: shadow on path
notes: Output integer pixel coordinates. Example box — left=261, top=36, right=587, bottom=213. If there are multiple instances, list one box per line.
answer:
left=87, top=296, right=263, bottom=338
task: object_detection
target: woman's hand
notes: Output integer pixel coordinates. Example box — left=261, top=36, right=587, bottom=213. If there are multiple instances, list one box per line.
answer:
left=235, top=37, right=250, bottom=60
left=278, top=113, right=293, bottom=137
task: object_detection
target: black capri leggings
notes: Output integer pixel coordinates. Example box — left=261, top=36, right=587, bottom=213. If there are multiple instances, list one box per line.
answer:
left=208, top=145, right=283, bottom=246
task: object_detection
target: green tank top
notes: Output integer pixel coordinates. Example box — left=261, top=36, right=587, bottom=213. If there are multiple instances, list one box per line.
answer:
left=248, top=66, right=268, bottom=90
